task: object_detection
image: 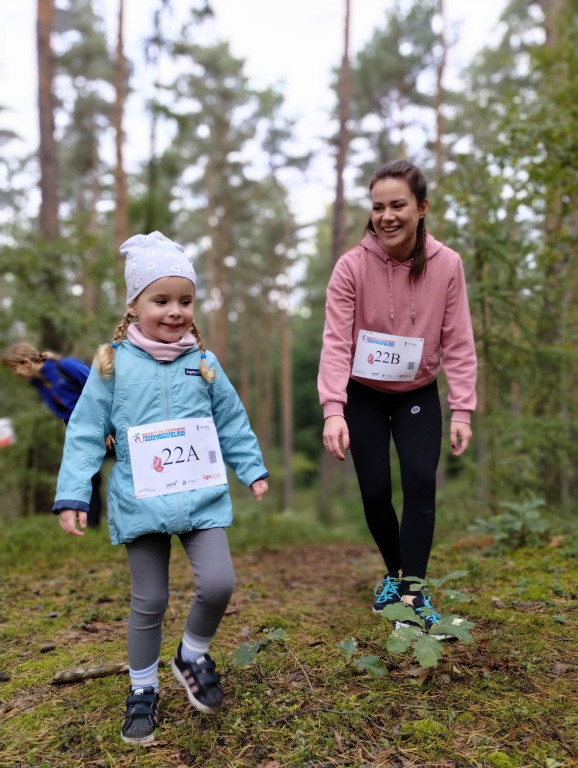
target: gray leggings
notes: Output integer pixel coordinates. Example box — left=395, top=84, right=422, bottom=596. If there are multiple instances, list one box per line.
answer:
left=125, top=527, right=235, bottom=670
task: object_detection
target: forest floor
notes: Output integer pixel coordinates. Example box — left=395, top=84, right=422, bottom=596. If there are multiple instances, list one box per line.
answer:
left=0, top=515, right=577, bottom=768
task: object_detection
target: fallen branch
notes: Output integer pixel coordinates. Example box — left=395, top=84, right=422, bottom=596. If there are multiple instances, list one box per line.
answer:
left=52, top=662, right=129, bottom=685
left=52, top=659, right=166, bottom=685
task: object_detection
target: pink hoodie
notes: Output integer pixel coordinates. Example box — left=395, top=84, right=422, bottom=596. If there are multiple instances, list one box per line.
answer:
left=318, top=232, right=477, bottom=423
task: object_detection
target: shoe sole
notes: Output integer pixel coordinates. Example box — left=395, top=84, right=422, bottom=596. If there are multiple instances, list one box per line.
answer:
left=395, top=620, right=453, bottom=642
left=121, top=731, right=156, bottom=745
left=171, top=659, right=220, bottom=714
left=395, top=620, right=424, bottom=636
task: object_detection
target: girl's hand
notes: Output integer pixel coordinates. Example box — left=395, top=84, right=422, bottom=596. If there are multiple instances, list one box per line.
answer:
left=59, top=509, right=88, bottom=536
left=250, top=479, right=269, bottom=500
left=451, top=421, right=472, bottom=456
left=105, top=434, right=116, bottom=451
left=323, top=415, right=350, bottom=461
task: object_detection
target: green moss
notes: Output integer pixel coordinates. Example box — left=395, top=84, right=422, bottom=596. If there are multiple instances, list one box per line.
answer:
left=484, top=751, right=517, bottom=768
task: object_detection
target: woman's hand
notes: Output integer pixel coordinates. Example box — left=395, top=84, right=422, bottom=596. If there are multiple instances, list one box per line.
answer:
left=59, top=509, right=88, bottom=536
left=323, top=415, right=350, bottom=461
left=450, top=421, right=472, bottom=456
left=250, top=479, right=269, bottom=500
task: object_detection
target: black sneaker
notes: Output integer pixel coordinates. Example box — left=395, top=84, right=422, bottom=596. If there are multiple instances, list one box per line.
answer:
left=120, top=686, right=159, bottom=745
left=372, top=574, right=402, bottom=614
left=171, top=643, right=223, bottom=713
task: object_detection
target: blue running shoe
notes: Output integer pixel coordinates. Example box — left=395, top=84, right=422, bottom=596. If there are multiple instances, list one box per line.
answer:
left=372, top=574, right=402, bottom=614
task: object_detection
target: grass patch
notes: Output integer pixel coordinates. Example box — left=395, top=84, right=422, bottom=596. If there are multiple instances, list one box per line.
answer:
left=0, top=514, right=577, bottom=767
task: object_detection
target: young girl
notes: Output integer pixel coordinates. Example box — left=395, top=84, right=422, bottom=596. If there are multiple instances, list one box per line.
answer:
left=3, top=342, right=103, bottom=526
left=54, top=231, right=269, bottom=745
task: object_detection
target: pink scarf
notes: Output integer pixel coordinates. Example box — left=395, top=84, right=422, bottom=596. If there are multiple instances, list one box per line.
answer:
left=127, top=323, right=197, bottom=362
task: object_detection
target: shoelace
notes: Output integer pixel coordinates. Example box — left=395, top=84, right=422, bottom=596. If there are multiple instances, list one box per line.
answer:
left=417, top=595, right=441, bottom=623
left=374, top=577, right=401, bottom=604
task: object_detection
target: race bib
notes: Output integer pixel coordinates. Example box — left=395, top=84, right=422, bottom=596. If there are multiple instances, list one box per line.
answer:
left=127, top=418, right=227, bottom=499
left=352, top=330, right=424, bottom=382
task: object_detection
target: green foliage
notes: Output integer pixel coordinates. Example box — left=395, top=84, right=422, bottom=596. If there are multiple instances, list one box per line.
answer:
left=468, top=497, right=551, bottom=550
left=233, top=626, right=289, bottom=667
left=337, top=638, right=388, bottom=677
left=380, top=574, right=475, bottom=669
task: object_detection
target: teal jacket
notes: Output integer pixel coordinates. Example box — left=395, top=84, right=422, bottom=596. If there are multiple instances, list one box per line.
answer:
left=53, top=341, right=268, bottom=545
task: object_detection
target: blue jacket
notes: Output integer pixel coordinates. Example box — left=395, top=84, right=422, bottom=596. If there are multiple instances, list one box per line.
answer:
left=53, top=341, right=268, bottom=545
left=32, top=358, right=90, bottom=423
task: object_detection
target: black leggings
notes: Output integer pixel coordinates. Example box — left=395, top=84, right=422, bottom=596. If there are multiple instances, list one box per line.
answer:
left=344, top=378, right=442, bottom=581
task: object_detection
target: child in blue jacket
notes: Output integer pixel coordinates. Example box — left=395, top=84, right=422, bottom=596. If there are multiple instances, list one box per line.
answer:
left=3, top=343, right=103, bottom=526
left=53, top=231, right=269, bottom=745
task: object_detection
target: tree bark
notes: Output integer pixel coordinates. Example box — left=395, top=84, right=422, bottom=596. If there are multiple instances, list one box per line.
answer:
left=279, top=299, right=293, bottom=512
left=37, top=0, right=59, bottom=242
left=434, top=0, right=447, bottom=182
left=114, top=0, right=128, bottom=255
left=37, top=0, right=62, bottom=356
left=332, top=0, right=351, bottom=267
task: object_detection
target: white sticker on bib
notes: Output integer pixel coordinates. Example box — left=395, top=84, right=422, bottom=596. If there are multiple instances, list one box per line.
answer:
left=352, top=330, right=424, bottom=382
left=127, top=417, right=226, bottom=499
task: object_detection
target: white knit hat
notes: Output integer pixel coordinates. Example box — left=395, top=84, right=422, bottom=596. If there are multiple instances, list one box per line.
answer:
left=121, top=231, right=197, bottom=305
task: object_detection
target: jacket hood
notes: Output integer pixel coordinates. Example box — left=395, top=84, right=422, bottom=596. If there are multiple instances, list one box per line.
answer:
left=360, top=231, right=444, bottom=323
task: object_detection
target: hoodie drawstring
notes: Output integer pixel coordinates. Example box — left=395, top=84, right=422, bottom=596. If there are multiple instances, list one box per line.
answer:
left=387, top=260, right=395, bottom=322
left=387, top=259, right=417, bottom=324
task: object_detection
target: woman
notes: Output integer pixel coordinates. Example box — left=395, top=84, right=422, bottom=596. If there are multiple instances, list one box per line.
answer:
left=318, top=159, right=476, bottom=632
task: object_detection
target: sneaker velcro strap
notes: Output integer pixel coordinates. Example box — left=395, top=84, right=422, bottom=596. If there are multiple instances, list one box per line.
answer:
left=188, top=657, right=221, bottom=690
left=125, top=692, right=158, bottom=716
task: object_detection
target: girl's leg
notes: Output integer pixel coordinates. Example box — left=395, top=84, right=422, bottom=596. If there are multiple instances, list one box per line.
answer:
left=178, top=526, right=235, bottom=649
left=125, top=533, right=171, bottom=682
left=345, top=379, right=401, bottom=573
left=122, top=535, right=167, bottom=746
left=391, top=380, right=442, bottom=582
left=172, top=527, right=235, bottom=713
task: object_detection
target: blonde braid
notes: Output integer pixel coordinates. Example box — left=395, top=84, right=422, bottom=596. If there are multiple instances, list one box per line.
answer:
left=191, top=322, right=216, bottom=382
left=95, top=310, right=135, bottom=378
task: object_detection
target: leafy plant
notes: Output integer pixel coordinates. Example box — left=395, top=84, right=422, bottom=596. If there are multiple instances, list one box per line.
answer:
left=336, top=637, right=388, bottom=677
left=379, top=572, right=475, bottom=668
left=233, top=626, right=289, bottom=666
left=468, top=497, right=550, bottom=550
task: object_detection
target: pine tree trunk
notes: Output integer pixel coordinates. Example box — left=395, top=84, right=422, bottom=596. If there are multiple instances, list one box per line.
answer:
left=332, top=0, right=351, bottom=267
left=279, top=303, right=293, bottom=511
left=114, top=0, right=128, bottom=256
left=37, top=0, right=59, bottom=243
left=434, top=0, right=447, bottom=182
left=320, top=0, right=351, bottom=521
left=37, top=0, right=61, bottom=354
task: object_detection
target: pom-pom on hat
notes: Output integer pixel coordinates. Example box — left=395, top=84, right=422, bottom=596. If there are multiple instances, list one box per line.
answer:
left=121, top=231, right=197, bottom=305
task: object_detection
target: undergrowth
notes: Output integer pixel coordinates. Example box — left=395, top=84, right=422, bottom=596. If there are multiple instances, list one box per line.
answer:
left=0, top=513, right=577, bottom=768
